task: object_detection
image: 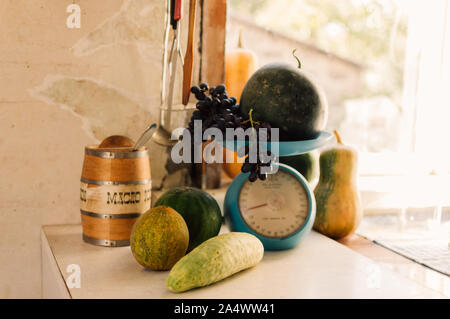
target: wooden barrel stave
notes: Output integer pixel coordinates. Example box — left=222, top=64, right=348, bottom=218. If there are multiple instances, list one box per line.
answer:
left=80, top=145, right=151, bottom=247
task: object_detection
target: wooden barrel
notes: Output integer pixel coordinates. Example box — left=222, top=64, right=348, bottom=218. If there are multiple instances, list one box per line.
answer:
left=80, top=145, right=151, bottom=247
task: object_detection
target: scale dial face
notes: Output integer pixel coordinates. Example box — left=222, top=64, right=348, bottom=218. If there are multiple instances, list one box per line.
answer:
left=238, top=169, right=310, bottom=239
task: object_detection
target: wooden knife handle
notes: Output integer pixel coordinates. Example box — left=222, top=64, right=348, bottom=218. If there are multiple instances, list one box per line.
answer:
left=182, top=0, right=197, bottom=105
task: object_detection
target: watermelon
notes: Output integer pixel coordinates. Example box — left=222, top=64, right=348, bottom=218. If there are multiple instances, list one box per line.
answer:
left=154, top=187, right=222, bottom=252
left=279, top=151, right=319, bottom=182
left=240, top=62, right=328, bottom=141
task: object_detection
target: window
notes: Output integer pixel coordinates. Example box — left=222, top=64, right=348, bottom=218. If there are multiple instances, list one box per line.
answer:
left=227, top=0, right=450, bottom=244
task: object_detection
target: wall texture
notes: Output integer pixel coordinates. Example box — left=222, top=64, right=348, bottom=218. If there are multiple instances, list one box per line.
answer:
left=0, top=0, right=203, bottom=298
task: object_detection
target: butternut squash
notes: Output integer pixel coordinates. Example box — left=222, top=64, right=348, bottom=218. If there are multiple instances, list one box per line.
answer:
left=225, top=29, right=257, bottom=102
left=223, top=30, right=257, bottom=178
left=313, top=131, right=362, bottom=239
left=223, top=148, right=246, bottom=179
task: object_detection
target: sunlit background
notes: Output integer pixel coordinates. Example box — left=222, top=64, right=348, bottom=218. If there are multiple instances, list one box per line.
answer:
left=227, top=0, right=450, bottom=285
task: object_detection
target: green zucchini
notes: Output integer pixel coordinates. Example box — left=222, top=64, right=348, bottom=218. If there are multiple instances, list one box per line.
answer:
left=166, top=232, right=264, bottom=292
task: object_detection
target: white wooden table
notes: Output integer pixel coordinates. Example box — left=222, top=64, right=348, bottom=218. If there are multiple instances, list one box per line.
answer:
left=41, top=224, right=445, bottom=299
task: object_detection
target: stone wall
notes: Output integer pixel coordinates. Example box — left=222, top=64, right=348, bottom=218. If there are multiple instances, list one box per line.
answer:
left=0, top=0, right=207, bottom=298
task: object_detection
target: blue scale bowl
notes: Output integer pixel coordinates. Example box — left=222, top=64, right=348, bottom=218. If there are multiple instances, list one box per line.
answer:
left=220, top=131, right=333, bottom=157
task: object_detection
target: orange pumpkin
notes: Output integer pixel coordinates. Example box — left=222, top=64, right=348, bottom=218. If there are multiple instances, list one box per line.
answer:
left=223, top=30, right=257, bottom=178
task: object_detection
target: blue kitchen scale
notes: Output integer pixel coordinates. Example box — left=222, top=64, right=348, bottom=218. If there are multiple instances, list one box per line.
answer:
left=223, top=131, right=333, bottom=250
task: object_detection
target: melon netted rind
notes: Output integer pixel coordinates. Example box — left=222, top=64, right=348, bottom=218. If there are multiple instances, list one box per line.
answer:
left=130, top=206, right=189, bottom=271
left=166, top=232, right=264, bottom=293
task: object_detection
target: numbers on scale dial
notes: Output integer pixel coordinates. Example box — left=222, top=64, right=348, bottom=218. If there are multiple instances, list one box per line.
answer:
left=238, top=169, right=309, bottom=239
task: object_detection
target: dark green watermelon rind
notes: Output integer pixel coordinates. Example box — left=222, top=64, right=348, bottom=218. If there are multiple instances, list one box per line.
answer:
left=154, top=187, right=222, bottom=252
left=279, top=152, right=318, bottom=182
left=240, top=63, right=327, bottom=141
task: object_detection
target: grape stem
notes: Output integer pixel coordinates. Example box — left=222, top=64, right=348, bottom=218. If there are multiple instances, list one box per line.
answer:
left=241, top=109, right=260, bottom=127
left=241, top=119, right=260, bottom=125
left=249, top=109, right=255, bottom=129
left=248, top=109, right=260, bottom=172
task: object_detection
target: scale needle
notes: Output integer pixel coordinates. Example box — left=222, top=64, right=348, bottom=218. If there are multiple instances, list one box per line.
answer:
left=247, top=203, right=268, bottom=211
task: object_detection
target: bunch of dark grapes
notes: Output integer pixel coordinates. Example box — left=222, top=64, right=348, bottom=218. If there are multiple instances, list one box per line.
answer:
left=240, top=122, right=274, bottom=182
left=188, top=83, right=274, bottom=182
left=188, top=83, right=242, bottom=134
